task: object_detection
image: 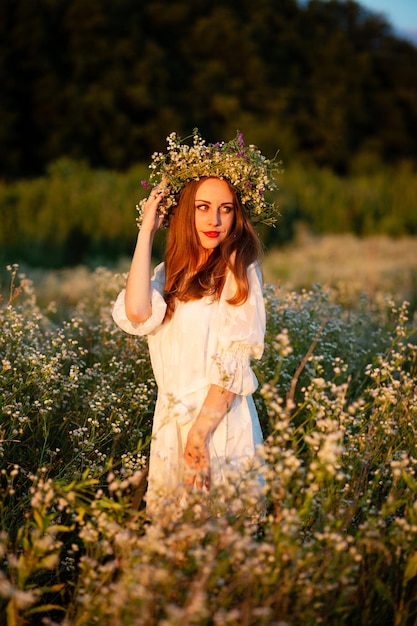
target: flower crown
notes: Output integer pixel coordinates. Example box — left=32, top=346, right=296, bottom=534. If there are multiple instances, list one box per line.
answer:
left=136, top=129, right=281, bottom=228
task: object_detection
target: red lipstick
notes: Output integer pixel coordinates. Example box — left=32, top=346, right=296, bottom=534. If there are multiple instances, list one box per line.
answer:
left=203, top=231, right=220, bottom=238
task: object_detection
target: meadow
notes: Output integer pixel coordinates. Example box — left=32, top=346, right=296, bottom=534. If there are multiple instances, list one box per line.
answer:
left=1, top=235, right=417, bottom=626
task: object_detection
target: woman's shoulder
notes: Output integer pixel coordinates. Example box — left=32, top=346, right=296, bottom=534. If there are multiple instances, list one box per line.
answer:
left=227, top=258, right=262, bottom=280
left=222, top=258, right=262, bottom=301
left=249, top=259, right=262, bottom=282
left=226, top=250, right=260, bottom=272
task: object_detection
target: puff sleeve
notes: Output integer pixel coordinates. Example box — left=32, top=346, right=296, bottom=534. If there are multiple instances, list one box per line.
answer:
left=208, top=262, right=265, bottom=395
left=112, top=262, right=167, bottom=336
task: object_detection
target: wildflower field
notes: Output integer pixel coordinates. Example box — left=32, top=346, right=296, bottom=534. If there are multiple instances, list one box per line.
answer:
left=1, top=249, right=417, bottom=626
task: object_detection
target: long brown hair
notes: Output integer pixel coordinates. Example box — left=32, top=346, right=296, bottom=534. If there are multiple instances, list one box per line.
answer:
left=163, top=177, right=262, bottom=319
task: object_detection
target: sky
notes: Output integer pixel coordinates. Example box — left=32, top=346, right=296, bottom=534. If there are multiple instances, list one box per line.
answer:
left=359, top=0, right=417, bottom=44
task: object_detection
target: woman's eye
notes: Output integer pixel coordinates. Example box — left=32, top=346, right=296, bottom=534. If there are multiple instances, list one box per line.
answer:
left=195, top=204, right=233, bottom=213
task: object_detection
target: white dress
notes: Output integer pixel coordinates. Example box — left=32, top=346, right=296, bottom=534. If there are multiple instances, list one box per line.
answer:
left=112, top=261, right=266, bottom=515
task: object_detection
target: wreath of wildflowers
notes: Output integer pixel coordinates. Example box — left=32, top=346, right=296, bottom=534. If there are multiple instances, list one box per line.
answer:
left=137, top=129, right=281, bottom=228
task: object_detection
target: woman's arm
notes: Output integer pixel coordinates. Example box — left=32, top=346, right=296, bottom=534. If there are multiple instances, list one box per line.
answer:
left=184, top=384, right=235, bottom=489
left=124, top=187, right=165, bottom=323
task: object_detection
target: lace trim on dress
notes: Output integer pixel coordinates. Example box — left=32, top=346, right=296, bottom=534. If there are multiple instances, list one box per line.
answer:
left=210, top=341, right=259, bottom=396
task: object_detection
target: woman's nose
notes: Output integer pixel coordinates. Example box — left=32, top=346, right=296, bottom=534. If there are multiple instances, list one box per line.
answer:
left=208, top=208, right=220, bottom=226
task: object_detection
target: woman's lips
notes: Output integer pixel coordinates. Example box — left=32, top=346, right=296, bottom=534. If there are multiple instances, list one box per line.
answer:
left=203, top=231, right=220, bottom=238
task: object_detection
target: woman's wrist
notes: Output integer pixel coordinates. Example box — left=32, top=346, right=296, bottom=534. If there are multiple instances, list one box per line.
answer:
left=194, top=408, right=224, bottom=438
left=137, top=225, right=155, bottom=241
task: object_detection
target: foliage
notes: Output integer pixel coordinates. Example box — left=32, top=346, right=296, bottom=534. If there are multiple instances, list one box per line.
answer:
left=1, top=0, right=417, bottom=179
left=274, top=160, right=417, bottom=239
left=1, top=265, right=417, bottom=625
left=1, top=159, right=417, bottom=270
left=0, top=159, right=149, bottom=268
left=0, top=265, right=155, bottom=529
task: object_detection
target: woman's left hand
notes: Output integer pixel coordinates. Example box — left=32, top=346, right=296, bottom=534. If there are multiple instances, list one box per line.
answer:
left=184, top=426, right=210, bottom=490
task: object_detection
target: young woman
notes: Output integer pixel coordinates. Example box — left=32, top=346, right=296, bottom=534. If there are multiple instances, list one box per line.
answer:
left=112, top=131, right=278, bottom=515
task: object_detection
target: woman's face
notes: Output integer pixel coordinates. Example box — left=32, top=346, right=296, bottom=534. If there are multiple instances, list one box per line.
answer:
left=194, top=178, right=235, bottom=255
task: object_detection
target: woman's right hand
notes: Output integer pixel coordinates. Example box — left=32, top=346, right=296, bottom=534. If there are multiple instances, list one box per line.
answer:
left=184, top=426, right=210, bottom=491
left=140, top=184, right=167, bottom=235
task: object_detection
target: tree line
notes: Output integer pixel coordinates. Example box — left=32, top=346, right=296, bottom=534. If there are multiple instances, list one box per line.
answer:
left=1, top=0, right=417, bottom=180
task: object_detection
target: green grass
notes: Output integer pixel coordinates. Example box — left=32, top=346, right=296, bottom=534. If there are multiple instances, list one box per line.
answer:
left=1, top=258, right=417, bottom=626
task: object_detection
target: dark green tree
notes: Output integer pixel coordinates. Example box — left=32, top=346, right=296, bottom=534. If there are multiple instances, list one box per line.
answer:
left=1, top=0, right=416, bottom=178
